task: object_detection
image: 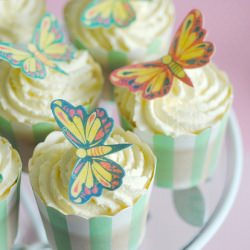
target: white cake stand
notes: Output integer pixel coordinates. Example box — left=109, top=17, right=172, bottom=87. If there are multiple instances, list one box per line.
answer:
left=13, top=112, right=243, bottom=250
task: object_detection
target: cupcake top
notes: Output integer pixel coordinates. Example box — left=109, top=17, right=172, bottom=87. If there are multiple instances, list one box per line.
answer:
left=0, top=0, right=46, bottom=43
left=29, top=128, right=155, bottom=218
left=115, top=63, right=233, bottom=137
left=0, top=137, right=22, bottom=200
left=64, top=0, right=175, bottom=52
left=0, top=50, right=104, bottom=125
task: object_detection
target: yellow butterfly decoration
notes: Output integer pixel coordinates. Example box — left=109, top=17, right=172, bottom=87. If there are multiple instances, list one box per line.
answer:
left=0, top=13, right=74, bottom=79
left=81, top=0, right=137, bottom=28
left=110, top=9, right=215, bottom=99
left=51, top=99, right=132, bottom=204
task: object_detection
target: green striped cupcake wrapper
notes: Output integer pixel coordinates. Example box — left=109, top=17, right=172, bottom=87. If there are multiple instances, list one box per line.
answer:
left=0, top=175, right=21, bottom=250
left=0, top=114, right=57, bottom=170
left=74, top=36, right=171, bottom=73
left=0, top=105, right=91, bottom=170
left=120, top=114, right=229, bottom=190
left=34, top=177, right=154, bottom=250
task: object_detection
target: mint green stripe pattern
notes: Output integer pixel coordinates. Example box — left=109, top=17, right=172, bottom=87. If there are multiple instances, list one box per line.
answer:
left=153, top=135, right=175, bottom=188
left=191, top=129, right=211, bottom=186
left=108, top=51, right=128, bottom=71
left=89, top=217, right=112, bottom=250
left=47, top=207, right=72, bottom=250
left=32, top=123, right=55, bottom=144
left=120, top=115, right=133, bottom=131
left=0, top=200, right=8, bottom=250
left=209, top=117, right=228, bottom=176
left=0, top=116, right=16, bottom=148
left=129, top=194, right=147, bottom=250
left=74, top=39, right=87, bottom=50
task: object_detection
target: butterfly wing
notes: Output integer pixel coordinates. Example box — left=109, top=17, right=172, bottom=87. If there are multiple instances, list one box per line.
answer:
left=51, top=99, right=88, bottom=148
left=32, top=13, right=74, bottom=74
left=0, top=42, right=46, bottom=79
left=81, top=0, right=135, bottom=28
left=169, top=9, right=214, bottom=69
left=113, top=0, right=136, bottom=27
left=85, top=108, right=114, bottom=147
left=110, top=61, right=174, bottom=100
left=69, top=157, right=125, bottom=204
left=22, top=57, right=46, bottom=79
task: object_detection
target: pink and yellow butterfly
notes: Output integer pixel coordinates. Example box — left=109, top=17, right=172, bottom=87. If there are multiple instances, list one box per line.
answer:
left=81, top=0, right=136, bottom=28
left=0, top=13, right=74, bottom=79
left=51, top=99, right=132, bottom=204
left=110, top=9, right=215, bottom=100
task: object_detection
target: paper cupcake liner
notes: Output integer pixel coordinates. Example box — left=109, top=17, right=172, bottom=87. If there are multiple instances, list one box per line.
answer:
left=0, top=105, right=91, bottom=170
left=120, top=114, right=229, bottom=190
left=0, top=175, right=21, bottom=250
left=0, top=114, right=57, bottom=170
left=74, top=36, right=171, bottom=73
left=33, top=175, right=154, bottom=250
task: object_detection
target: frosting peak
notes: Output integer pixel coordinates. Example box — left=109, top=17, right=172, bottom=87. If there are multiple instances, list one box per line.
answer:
left=0, top=0, right=46, bottom=43
left=29, top=128, right=155, bottom=218
left=0, top=50, right=104, bottom=125
left=115, top=63, right=233, bottom=136
left=0, top=137, right=21, bottom=200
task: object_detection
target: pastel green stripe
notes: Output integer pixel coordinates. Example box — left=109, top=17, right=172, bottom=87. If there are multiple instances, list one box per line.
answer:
left=32, top=123, right=55, bottom=144
left=108, top=51, right=128, bottom=71
left=0, top=116, right=16, bottom=148
left=209, top=117, right=228, bottom=176
left=191, top=129, right=211, bottom=186
left=0, top=200, right=8, bottom=250
left=153, top=135, right=174, bottom=188
left=129, top=194, right=147, bottom=250
left=47, top=207, right=72, bottom=250
left=120, top=115, right=133, bottom=131
left=89, top=217, right=112, bottom=250
left=74, top=38, right=86, bottom=50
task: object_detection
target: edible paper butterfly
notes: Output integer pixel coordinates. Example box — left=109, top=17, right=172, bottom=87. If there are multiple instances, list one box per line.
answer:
left=0, top=13, right=74, bottom=79
left=51, top=100, right=132, bottom=204
left=110, top=9, right=215, bottom=100
left=81, top=0, right=136, bottom=28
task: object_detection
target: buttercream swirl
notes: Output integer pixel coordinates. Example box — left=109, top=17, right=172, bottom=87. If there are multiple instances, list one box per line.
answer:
left=115, top=63, right=233, bottom=136
left=29, top=128, right=155, bottom=218
left=0, top=0, right=46, bottom=43
left=0, top=137, right=21, bottom=200
left=64, top=0, right=175, bottom=52
left=0, top=50, right=104, bottom=125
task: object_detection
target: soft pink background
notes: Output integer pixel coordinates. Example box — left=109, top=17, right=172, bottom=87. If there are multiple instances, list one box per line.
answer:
left=47, top=0, right=250, bottom=249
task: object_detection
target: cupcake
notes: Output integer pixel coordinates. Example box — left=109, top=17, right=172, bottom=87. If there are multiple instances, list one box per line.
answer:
left=0, top=136, right=22, bottom=249
left=0, top=50, right=104, bottom=168
left=0, top=0, right=46, bottom=43
left=64, top=0, right=175, bottom=71
left=111, top=9, right=233, bottom=189
left=114, top=63, right=232, bottom=189
left=29, top=100, right=156, bottom=250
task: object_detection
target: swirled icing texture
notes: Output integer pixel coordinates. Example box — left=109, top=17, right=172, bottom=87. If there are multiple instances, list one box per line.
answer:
left=0, top=0, right=46, bottom=43
left=0, top=50, right=104, bottom=125
left=29, top=128, right=155, bottom=218
left=115, top=63, right=233, bottom=136
left=64, top=0, right=175, bottom=52
left=0, top=137, right=21, bottom=200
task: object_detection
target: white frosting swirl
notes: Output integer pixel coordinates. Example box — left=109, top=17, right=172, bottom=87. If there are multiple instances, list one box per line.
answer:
left=0, top=137, right=21, bottom=200
left=64, top=0, right=175, bottom=52
left=0, top=50, right=104, bottom=125
left=29, top=128, right=155, bottom=218
left=0, top=0, right=46, bottom=43
left=115, top=63, right=233, bottom=136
